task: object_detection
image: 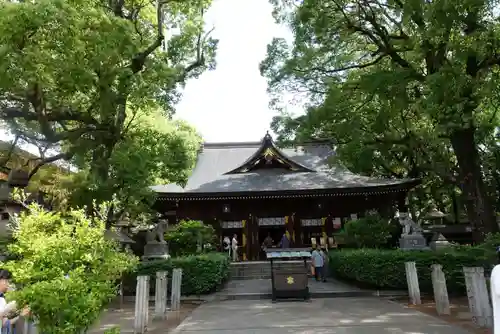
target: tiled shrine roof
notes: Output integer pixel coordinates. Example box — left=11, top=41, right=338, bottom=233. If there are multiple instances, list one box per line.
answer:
left=153, top=133, right=419, bottom=200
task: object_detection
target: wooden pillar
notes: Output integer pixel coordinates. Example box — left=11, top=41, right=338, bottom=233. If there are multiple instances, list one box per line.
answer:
left=320, top=217, right=327, bottom=246
left=285, top=215, right=294, bottom=246
left=324, top=215, right=334, bottom=236
left=134, top=275, right=150, bottom=334
left=154, top=271, right=168, bottom=320
left=212, top=217, right=222, bottom=251
left=397, top=192, right=407, bottom=212
left=292, top=213, right=302, bottom=247
left=405, top=261, right=421, bottom=305
left=463, top=267, right=492, bottom=327
left=242, top=219, right=249, bottom=261
left=431, top=264, right=450, bottom=315
left=249, top=214, right=259, bottom=260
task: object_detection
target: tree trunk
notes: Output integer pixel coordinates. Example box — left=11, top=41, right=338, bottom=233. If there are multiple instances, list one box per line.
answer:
left=450, top=127, right=498, bottom=243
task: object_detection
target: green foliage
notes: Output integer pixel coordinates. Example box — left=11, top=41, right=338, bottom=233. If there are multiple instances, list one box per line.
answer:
left=4, top=204, right=138, bottom=334
left=0, top=0, right=214, bottom=224
left=0, top=236, right=12, bottom=255
left=472, top=232, right=500, bottom=263
left=104, top=328, right=121, bottom=334
left=262, top=0, right=500, bottom=240
left=329, top=248, right=488, bottom=294
left=165, top=220, right=216, bottom=256
left=125, top=253, right=229, bottom=296
left=67, top=117, right=202, bottom=219
left=337, top=214, right=398, bottom=248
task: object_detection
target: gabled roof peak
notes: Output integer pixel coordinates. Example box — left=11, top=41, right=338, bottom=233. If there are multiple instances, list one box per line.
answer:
left=224, top=132, right=315, bottom=174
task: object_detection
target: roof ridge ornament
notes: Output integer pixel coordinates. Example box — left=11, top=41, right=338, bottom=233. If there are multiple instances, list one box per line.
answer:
left=263, top=131, right=272, bottom=142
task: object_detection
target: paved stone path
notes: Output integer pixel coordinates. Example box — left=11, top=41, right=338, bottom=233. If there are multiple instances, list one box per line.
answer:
left=172, top=298, right=474, bottom=334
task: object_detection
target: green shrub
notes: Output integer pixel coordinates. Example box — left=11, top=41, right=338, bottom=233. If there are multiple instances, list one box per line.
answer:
left=473, top=232, right=500, bottom=262
left=337, top=213, right=399, bottom=248
left=4, top=204, right=138, bottom=334
left=329, top=248, right=488, bottom=294
left=165, top=220, right=217, bottom=256
left=124, top=252, right=229, bottom=296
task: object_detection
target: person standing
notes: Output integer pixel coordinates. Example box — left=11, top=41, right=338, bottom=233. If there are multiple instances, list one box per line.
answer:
left=0, top=269, right=30, bottom=333
left=223, top=236, right=231, bottom=256
left=279, top=232, right=290, bottom=249
left=311, top=247, right=326, bottom=282
left=231, top=234, right=239, bottom=262
left=319, top=246, right=328, bottom=282
left=261, top=233, right=274, bottom=260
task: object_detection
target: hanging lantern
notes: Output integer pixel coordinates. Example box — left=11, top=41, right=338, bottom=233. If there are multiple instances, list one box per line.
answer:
left=0, top=183, right=10, bottom=201
left=7, top=169, right=29, bottom=188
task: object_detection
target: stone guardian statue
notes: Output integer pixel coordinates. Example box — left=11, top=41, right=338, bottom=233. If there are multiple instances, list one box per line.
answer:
left=398, top=212, right=428, bottom=250
left=143, top=218, right=170, bottom=260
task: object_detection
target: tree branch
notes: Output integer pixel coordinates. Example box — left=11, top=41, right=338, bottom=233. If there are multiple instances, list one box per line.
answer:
left=0, top=135, right=20, bottom=169
left=28, top=151, right=74, bottom=180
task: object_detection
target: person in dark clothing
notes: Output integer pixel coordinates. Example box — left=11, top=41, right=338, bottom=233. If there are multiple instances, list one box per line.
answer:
left=279, top=233, right=290, bottom=248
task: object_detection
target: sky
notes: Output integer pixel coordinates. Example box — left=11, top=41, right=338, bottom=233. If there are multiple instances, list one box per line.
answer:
left=0, top=0, right=295, bottom=155
left=174, top=0, right=294, bottom=142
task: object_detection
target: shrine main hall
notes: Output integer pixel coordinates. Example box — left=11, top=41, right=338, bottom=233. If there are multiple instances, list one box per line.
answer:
left=152, top=133, right=419, bottom=261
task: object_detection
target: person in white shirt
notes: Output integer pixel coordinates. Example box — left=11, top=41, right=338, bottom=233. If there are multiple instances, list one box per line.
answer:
left=223, top=236, right=230, bottom=256
left=231, top=234, right=238, bottom=262
left=0, top=269, right=30, bottom=333
left=0, top=270, right=12, bottom=314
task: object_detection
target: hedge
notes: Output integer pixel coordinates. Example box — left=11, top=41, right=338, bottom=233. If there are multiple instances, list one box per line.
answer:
left=123, top=252, right=230, bottom=296
left=329, top=248, right=489, bottom=294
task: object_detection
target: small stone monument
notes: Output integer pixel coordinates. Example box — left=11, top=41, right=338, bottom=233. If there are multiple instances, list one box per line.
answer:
left=142, top=219, right=170, bottom=260
left=399, top=212, right=429, bottom=250
left=429, top=232, right=450, bottom=251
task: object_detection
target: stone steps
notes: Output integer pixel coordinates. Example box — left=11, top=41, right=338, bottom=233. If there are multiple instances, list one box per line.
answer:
left=230, top=261, right=311, bottom=280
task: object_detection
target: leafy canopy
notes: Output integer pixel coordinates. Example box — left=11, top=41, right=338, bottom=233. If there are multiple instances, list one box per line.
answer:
left=0, top=0, right=213, bottom=221
left=261, top=0, right=500, bottom=238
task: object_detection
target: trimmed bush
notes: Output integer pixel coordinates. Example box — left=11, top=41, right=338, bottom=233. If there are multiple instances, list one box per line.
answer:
left=165, top=220, right=217, bottom=256
left=124, top=252, right=229, bottom=296
left=329, top=248, right=488, bottom=294
left=337, top=214, right=399, bottom=248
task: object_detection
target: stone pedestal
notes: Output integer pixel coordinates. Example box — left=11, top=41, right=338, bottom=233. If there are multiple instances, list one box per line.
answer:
left=142, top=242, right=170, bottom=260
left=399, top=234, right=429, bottom=250
left=429, top=233, right=450, bottom=251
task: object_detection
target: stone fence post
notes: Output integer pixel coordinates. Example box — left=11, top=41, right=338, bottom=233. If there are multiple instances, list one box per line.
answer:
left=154, top=271, right=168, bottom=320
left=25, top=320, right=38, bottom=334
left=134, top=275, right=150, bottom=334
left=405, top=261, right=421, bottom=305
left=431, top=264, right=450, bottom=315
left=463, top=267, right=492, bottom=328
left=171, top=268, right=183, bottom=312
left=13, top=317, right=38, bottom=334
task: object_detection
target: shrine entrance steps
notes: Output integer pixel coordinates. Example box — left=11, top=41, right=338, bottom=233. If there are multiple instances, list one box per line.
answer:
left=224, top=261, right=407, bottom=301
left=230, top=260, right=308, bottom=280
